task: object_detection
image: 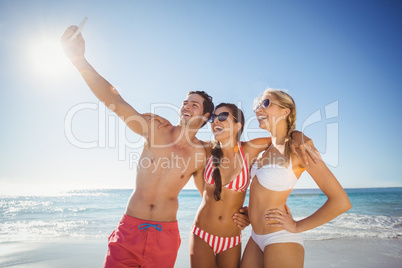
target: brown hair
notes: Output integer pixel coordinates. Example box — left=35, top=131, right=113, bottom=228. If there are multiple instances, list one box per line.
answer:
left=187, top=91, right=214, bottom=127
left=211, top=103, right=245, bottom=201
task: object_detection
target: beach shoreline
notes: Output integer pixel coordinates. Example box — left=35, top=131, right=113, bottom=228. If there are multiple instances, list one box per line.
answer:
left=1, top=237, right=400, bottom=268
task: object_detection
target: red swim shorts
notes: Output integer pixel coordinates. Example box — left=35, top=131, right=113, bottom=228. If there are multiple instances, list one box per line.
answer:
left=103, top=214, right=181, bottom=268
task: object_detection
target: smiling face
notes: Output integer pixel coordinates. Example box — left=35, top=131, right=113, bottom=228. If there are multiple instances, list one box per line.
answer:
left=210, top=106, right=241, bottom=144
left=255, top=93, right=289, bottom=133
left=179, top=93, right=207, bottom=128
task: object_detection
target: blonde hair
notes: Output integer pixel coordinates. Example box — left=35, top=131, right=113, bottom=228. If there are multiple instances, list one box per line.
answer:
left=264, top=89, right=297, bottom=166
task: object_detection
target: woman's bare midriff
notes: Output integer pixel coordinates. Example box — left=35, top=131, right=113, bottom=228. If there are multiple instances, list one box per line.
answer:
left=249, top=179, right=292, bottom=234
left=195, top=187, right=247, bottom=237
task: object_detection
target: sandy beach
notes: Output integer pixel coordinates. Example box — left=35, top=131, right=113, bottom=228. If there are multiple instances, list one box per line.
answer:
left=1, top=237, right=400, bottom=268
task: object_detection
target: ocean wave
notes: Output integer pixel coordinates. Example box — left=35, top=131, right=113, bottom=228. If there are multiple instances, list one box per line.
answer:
left=1, top=189, right=401, bottom=242
left=0, top=190, right=116, bottom=198
left=303, top=213, right=402, bottom=240
left=0, top=219, right=110, bottom=241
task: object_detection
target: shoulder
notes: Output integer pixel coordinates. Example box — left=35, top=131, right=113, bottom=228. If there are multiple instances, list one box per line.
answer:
left=145, top=124, right=177, bottom=146
left=188, top=139, right=209, bottom=172
left=141, top=113, right=175, bottom=132
left=199, top=140, right=213, bottom=157
left=187, top=138, right=210, bottom=158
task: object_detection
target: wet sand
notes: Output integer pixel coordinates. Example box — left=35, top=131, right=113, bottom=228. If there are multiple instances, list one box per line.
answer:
left=0, top=237, right=400, bottom=267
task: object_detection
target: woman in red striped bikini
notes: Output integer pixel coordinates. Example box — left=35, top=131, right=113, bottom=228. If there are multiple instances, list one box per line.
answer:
left=189, top=102, right=268, bottom=268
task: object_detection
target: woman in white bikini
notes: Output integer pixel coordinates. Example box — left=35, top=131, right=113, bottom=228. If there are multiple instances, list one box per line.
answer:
left=240, top=89, right=351, bottom=268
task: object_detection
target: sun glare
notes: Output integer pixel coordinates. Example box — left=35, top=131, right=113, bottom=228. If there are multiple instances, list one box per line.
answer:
left=28, top=36, right=70, bottom=78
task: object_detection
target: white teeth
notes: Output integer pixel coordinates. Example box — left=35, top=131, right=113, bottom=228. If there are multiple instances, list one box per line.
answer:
left=258, top=116, right=267, bottom=120
left=213, top=126, right=224, bottom=134
left=183, top=112, right=191, bottom=117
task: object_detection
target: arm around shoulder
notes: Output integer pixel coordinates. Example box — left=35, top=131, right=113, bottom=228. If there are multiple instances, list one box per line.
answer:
left=290, top=131, right=322, bottom=164
left=242, top=137, right=272, bottom=160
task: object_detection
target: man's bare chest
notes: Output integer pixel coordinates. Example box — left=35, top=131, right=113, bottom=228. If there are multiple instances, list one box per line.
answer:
left=141, top=146, right=205, bottom=174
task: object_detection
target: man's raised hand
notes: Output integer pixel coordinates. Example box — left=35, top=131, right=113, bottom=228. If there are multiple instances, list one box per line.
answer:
left=60, top=26, right=85, bottom=63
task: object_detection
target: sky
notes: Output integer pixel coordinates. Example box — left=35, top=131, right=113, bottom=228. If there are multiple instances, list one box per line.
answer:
left=0, top=0, right=401, bottom=193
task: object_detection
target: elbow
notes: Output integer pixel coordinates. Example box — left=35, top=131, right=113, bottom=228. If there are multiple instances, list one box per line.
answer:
left=345, top=199, right=352, bottom=212
left=331, top=194, right=351, bottom=215
left=340, top=196, right=352, bottom=213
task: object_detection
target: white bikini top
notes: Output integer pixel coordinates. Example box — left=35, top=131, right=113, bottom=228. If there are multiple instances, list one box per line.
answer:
left=250, top=156, right=298, bottom=192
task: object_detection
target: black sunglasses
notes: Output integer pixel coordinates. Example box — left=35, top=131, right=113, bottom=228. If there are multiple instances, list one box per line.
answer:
left=253, top=98, right=287, bottom=112
left=209, top=112, right=237, bottom=123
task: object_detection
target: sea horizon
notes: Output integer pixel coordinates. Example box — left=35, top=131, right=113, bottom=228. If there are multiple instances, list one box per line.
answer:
left=1, top=187, right=401, bottom=243
left=1, top=185, right=401, bottom=197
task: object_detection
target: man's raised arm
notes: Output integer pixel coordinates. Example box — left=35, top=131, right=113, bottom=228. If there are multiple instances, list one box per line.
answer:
left=61, top=26, right=149, bottom=137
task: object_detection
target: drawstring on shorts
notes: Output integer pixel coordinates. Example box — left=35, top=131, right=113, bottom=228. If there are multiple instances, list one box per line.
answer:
left=138, top=223, right=163, bottom=231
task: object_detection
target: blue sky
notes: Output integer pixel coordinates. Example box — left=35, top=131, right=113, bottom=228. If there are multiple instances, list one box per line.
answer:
left=0, top=0, right=401, bottom=193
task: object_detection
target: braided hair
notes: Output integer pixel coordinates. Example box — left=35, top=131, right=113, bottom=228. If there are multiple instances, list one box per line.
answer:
left=263, top=89, right=297, bottom=167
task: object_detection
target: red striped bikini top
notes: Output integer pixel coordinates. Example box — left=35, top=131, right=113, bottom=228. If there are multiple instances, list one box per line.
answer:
left=204, top=142, right=250, bottom=192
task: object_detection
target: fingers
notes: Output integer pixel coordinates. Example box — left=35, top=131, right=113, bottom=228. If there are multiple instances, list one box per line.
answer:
left=265, top=213, right=285, bottom=221
left=234, top=221, right=247, bottom=230
left=265, top=208, right=286, bottom=215
left=264, top=207, right=297, bottom=232
left=304, top=144, right=317, bottom=163
left=264, top=208, right=289, bottom=222
left=264, top=211, right=291, bottom=228
left=158, top=122, right=167, bottom=128
left=297, top=143, right=322, bottom=165
left=61, top=26, right=78, bottom=41
left=290, top=141, right=299, bottom=157
left=145, top=113, right=158, bottom=122
left=299, top=143, right=321, bottom=165
left=285, top=204, right=291, bottom=214
left=233, top=212, right=249, bottom=223
left=290, top=131, right=321, bottom=165
left=233, top=214, right=250, bottom=230
left=266, top=222, right=283, bottom=228
left=236, top=224, right=246, bottom=231
left=156, top=119, right=169, bottom=128
left=145, top=113, right=161, bottom=122
left=239, top=206, right=249, bottom=215
left=302, top=144, right=318, bottom=164
left=144, top=113, right=168, bottom=128
left=306, top=144, right=322, bottom=163
left=60, top=25, right=86, bottom=62
left=264, top=214, right=287, bottom=228
left=264, top=211, right=287, bottom=221
left=233, top=206, right=250, bottom=230
left=143, top=113, right=171, bottom=128
left=298, top=144, right=309, bottom=165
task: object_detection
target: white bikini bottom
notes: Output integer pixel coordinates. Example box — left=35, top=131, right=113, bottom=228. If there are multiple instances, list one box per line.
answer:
left=251, top=229, right=304, bottom=251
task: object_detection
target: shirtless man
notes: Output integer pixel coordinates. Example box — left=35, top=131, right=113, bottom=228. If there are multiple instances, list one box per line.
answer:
left=61, top=25, right=219, bottom=267
left=61, top=24, right=319, bottom=268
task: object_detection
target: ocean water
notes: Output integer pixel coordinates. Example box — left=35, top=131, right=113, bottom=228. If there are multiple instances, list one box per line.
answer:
left=0, top=188, right=401, bottom=243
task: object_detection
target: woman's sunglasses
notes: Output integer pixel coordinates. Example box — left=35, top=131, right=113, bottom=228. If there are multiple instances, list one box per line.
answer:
left=253, top=98, right=287, bottom=112
left=209, top=112, right=237, bottom=123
